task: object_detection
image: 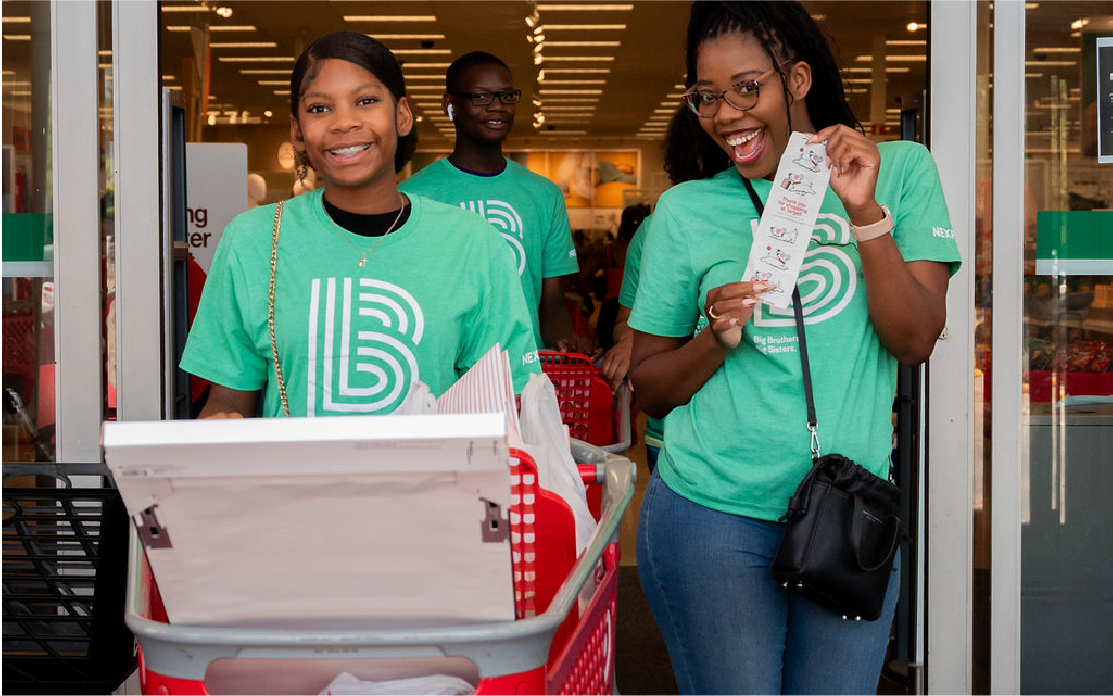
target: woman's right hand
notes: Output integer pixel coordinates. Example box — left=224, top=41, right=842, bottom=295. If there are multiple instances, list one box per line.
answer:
left=702, top=280, right=773, bottom=348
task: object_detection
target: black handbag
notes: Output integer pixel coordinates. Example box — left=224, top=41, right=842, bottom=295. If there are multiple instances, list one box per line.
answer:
left=740, top=178, right=903, bottom=621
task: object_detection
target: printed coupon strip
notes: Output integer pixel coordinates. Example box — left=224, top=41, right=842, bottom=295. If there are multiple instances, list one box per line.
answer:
left=742, top=131, right=831, bottom=309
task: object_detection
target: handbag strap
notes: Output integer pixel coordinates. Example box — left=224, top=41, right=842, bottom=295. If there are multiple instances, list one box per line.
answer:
left=741, top=177, right=820, bottom=459
left=268, top=200, right=291, bottom=417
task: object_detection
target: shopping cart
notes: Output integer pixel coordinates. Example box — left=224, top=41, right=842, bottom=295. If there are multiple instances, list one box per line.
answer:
left=538, top=352, right=631, bottom=455
left=125, top=440, right=634, bottom=695
left=2, top=462, right=137, bottom=695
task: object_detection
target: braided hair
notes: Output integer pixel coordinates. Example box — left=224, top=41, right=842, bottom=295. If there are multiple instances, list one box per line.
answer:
left=664, top=1, right=861, bottom=184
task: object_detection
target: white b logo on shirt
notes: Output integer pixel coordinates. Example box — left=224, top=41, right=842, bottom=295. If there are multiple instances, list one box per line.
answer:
left=461, top=199, right=526, bottom=276
left=753, top=213, right=858, bottom=328
left=307, top=277, right=424, bottom=415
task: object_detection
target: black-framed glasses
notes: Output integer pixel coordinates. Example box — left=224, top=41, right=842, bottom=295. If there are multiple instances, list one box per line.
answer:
left=682, top=68, right=777, bottom=118
left=449, top=88, right=522, bottom=106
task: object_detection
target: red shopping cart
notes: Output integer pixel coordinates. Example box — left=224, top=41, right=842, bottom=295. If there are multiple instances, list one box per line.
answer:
left=125, top=441, right=634, bottom=696
left=538, top=352, right=631, bottom=455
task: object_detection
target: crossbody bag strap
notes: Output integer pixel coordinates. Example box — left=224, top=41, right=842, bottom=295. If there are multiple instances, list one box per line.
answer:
left=741, top=177, right=820, bottom=459
left=268, top=200, right=291, bottom=417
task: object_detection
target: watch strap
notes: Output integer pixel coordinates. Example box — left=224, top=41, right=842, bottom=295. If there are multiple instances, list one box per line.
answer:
left=850, top=204, right=893, bottom=242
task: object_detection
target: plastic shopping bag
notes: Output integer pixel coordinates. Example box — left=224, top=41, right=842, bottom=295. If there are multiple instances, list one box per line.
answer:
left=518, top=373, right=597, bottom=554
left=319, top=671, right=474, bottom=695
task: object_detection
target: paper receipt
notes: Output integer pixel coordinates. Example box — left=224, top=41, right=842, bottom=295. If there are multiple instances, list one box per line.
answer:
left=742, top=131, right=832, bottom=309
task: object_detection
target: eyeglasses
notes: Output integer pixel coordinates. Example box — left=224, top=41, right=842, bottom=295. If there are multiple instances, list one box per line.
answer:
left=448, top=88, right=522, bottom=106
left=682, top=68, right=777, bottom=118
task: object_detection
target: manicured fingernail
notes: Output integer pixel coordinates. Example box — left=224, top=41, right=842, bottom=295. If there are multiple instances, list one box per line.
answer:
left=729, top=318, right=739, bottom=326
left=752, top=283, right=767, bottom=292
left=742, top=298, right=756, bottom=307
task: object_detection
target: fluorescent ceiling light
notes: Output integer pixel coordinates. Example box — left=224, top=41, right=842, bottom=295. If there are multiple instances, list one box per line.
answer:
left=257, top=80, right=287, bottom=86
left=543, top=24, right=626, bottom=30
left=161, top=74, right=176, bottom=80
left=540, top=79, right=607, bottom=85
left=8, top=90, right=31, bottom=96
left=402, top=63, right=451, bottom=69
left=1032, top=46, right=1081, bottom=53
left=537, top=4, right=633, bottom=10
left=240, top=69, right=289, bottom=75
left=1026, top=73, right=1044, bottom=78
left=542, top=68, right=611, bottom=75
left=544, top=41, right=620, bottom=47
left=652, top=109, right=674, bottom=114
left=843, top=78, right=875, bottom=85
left=161, top=5, right=211, bottom=12
left=3, top=16, right=31, bottom=23
left=539, top=56, right=615, bottom=62
left=98, top=50, right=112, bottom=56
left=273, top=90, right=291, bottom=95
left=405, top=74, right=446, bottom=80
left=544, top=131, right=589, bottom=135
left=343, top=15, right=437, bottom=22
left=856, top=54, right=926, bottom=62
left=210, top=42, right=277, bottom=48
left=885, top=39, right=925, bottom=46
left=167, top=25, right=256, bottom=31
left=406, top=85, right=447, bottom=90
left=217, top=57, right=294, bottom=63
left=1025, top=60, right=1076, bottom=66
left=4, top=35, right=31, bottom=40
left=543, top=105, right=597, bottom=111
left=539, top=97, right=600, bottom=103
left=845, top=67, right=910, bottom=74
left=3, top=80, right=31, bottom=87
left=374, top=34, right=445, bottom=40
left=391, top=49, right=451, bottom=55
left=538, top=89, right=603, bottom=95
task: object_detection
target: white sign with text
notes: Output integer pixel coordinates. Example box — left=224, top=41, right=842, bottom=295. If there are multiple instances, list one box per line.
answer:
left=186, top=143, right=248, bottom=273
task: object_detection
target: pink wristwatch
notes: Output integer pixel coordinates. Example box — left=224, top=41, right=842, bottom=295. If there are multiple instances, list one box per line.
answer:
left=849, top=205, right=893, bottom=243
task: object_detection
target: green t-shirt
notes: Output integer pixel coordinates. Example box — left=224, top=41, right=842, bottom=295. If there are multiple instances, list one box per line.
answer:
left=181, top=189, right=541, bottom=418
left=628, top=140, right=962, bottom=520
left=400, top=158, right=580, bottom=347
left=618, top=220, right=664, bottom=446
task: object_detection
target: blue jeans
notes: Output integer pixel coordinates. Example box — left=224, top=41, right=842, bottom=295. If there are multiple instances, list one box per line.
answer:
left=645, top=443, right=660, bottom=473
left=636, top=469, right=900, bottom=695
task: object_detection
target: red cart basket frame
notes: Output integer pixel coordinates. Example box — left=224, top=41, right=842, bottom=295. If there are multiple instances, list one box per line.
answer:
left=125, top=440, right=634, bottom=696
left=537, top=352, right=630, bottom=455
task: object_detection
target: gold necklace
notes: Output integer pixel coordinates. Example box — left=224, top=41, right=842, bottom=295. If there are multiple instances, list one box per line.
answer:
left=332, top=193, right=407, bottom=267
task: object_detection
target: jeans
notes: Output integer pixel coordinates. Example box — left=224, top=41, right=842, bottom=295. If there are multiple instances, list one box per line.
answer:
left=645, top=443, right=660, bottom=474
left=636, top=469, right=900, bottom=695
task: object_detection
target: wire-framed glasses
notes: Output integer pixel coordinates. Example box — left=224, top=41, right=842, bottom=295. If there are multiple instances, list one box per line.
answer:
left=682, top=68, right=777, bottom=118
left=449, top=88, right=523, bottom=106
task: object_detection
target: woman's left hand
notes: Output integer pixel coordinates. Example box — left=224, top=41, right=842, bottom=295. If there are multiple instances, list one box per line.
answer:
left=808, top=125, right=882, bottom=223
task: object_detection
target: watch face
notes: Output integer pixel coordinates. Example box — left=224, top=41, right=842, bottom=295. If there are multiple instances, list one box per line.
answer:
left=277, top=141, right=295, bottom=170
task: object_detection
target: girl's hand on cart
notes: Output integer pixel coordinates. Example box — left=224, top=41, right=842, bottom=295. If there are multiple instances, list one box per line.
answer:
left=704, top=280, right=771, bottom=347
left=600, top=332, right=633, bottom=391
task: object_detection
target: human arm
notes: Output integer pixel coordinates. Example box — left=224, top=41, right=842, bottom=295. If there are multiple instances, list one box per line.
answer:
left=814, top=125, right=950, bottom=365
left=628, top=279, right=768, bottom=418
left=197, top=384, right=258, bottom=419
left=600, top=305, right=632, bottom=390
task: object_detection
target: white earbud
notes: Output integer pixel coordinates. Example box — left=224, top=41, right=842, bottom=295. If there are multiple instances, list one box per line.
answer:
left=446, top=104, right=455, bottom=121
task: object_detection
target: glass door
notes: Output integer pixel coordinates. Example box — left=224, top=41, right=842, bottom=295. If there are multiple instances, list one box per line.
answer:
left=979, top=2, right=1113, bottom=693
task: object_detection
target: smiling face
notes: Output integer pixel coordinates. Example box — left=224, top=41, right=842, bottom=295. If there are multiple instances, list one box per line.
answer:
left=695, top=31, right=813, bottom=180
left=290, top=58, right=413, bottom=209
left=446, top=62, right=516, bottom=147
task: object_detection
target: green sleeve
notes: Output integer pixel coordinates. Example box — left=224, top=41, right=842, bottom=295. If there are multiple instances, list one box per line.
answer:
left=618, top=218, right=650, bottom=308
left=541, top=188, right=580, bottom=278
left=883, top=142, right=963, bottom=276
left=459, top=226, right=543, bottom=393
left=628, top=202, right=701, bottom=338
left=180, top=224, right=268, bottom=392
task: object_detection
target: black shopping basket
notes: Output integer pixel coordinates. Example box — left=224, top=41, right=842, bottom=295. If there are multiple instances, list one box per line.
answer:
left=3, top=462, right=137, bottom=694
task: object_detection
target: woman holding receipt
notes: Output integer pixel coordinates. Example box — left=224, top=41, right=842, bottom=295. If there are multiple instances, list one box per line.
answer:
left=628, top=2, right=961, bottom=693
